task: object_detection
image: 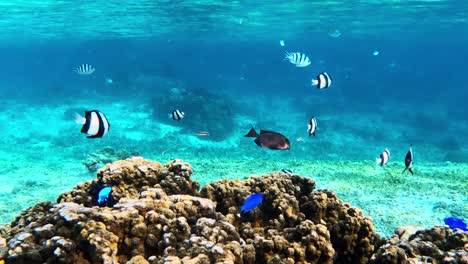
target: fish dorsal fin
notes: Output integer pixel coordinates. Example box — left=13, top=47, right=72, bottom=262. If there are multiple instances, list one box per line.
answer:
left=244, top=127, right=258, bottom=137
left=260, top=130, right=276, bottom=134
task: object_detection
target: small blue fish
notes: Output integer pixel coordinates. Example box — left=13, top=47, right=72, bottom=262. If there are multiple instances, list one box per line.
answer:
left=97, top=186, right=112, bottom=205
left=241, top=193, right=264, bottom=213
left=444, top=217, right=468, bottom=231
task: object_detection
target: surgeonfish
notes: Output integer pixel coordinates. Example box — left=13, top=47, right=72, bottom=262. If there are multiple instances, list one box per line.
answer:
left=281, top=169, right=293, bottom=175
left=284, top=52, right=311, bottom=67
left=311, top=72, right=332, bottom=89
left=307, top=116, right=318, bottom=136
left=75, top=110, right=110, bottom=138
left=376, top=148, right=390, bottom=166
left=244, top=127, right=290, bottom=150
left=402, top=144, right=414, bottom=175
left=97, top=186, right=112, bottom=206
left=444, top=217, right=468, bottom=231
left=241, top=193, right=264, bottom=213
left=74, top=64, right=95, bottom=75
left=169, top=109, right=184, bottom=121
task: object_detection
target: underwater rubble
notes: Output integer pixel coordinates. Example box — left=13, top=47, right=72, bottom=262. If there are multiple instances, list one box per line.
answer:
left=0, top=157, right=466, bottom=264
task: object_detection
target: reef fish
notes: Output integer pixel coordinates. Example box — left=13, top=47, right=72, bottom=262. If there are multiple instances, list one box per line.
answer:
left=97, top=186, right=112, bottom=205
left=284, top=52, right=311, bottom=67
left=328, top=29, right=342, bottom=38
left=244, top=127, right=290, bottom=150
left=282, top=169, right=293, bottom=175
left=195, top=131, right=209, bottom=136
left=74, top=64, right=95, bottom=75
left=169, top=109, right=184, bottom=121
left=402, top=144, right=414, bottom=175
left=444, top=217, right=468, bottom=231
left=311, top=72, right=332, bottom=89
left=307, top=116, right=318, bottom=136
left=376, top=148, right=390, bottom=166
left=241, top=193, right=264, bottom=213
left=75, top=110, right=110, bottom=138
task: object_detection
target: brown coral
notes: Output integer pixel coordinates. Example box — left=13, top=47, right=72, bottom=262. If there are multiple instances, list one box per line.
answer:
left=0, top=157, right=466, bottom=264
left=371, top=225, right=468, bottom=263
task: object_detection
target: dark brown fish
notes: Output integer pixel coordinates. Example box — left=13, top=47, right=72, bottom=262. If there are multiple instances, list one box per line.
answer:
left=244, top=127, right=290, bottom=150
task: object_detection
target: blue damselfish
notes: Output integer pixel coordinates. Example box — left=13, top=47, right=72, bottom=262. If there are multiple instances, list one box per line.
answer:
left=241, top=193, right=264, bottom=213
left=97, top=186, right=112, bottom=205
left=444, top=217, right=467, bottom=231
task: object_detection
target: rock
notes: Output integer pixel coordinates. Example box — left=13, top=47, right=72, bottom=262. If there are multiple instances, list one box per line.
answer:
left=395, top=225, right=422, bottom=241
left=371, top=226, right=468, bottom=263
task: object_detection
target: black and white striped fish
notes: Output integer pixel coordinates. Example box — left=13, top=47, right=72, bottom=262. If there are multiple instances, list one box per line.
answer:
left=376, top=148, right=390, bottom=166
left=284, top=52, right=311, bottom=67
left=281, top=169, right=293, bottom=175
left=169, top=109, right=184, bottom=121
left=75, top=110, right=110, bottom=138
left=402, top=144, right=414, bottom=175
left=311, top=72, right=332, bottom=89
left=74, top=64, right=95, bottom=75
left=307, top=116, right=318, bottom=136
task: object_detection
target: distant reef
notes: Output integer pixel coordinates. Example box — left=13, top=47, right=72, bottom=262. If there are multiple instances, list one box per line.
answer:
left=150, top=87, right=237, bottom=141
left=0, top=157, right=466, bottom=263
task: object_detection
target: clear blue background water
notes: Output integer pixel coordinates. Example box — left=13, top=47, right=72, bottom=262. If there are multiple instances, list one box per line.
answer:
left=0, top=34, right=466, bottom=161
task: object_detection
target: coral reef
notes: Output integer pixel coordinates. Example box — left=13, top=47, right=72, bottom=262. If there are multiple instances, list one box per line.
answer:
left=370, top=225, right=468, bottom=263
left=0, top=157, right=466, bottom=264
left=150, top=87, right=237, bottom=140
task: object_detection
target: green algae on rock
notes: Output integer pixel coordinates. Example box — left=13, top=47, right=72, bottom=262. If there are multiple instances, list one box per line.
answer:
left=0, top=157, right=466, bottom=263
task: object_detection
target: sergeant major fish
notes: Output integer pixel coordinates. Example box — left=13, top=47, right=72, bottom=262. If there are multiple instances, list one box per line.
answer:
left=284, top=52, right=311, bottom=67
left=74, top=64, right=95, bottom=75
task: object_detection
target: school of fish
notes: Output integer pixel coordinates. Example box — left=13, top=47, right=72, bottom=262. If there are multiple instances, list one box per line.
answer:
left=68, top=45, right=464, bottom=229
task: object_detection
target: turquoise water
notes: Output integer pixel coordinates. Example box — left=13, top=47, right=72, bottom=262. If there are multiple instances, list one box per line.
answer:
left=0, top=0, right=467, bottom=237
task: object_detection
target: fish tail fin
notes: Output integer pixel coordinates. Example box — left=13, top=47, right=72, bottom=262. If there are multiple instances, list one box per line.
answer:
left=409, top=168, right=414, bottom=175
left=74, top=112, right=86, bottom=125
left=375, top=158, right=382, bottom=165
left=313, top=132, right=316, bottom=136
left=244, top=127, right=258, bottom=137
left=402, top=168, right=407, bottom=174
left=283, top=51, right=290, bottom=60
left=311, top=79, right=318, bottom=86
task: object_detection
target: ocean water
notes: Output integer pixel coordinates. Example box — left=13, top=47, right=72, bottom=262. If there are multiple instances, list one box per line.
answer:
left=0, top=0, right=467, bottom=237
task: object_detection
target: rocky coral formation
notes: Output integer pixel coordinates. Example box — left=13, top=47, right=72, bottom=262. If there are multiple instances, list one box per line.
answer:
left=370, top=225, right=468, bottom=263
left=201, top=173, right=381, bottom=263
left=58, top=157, right=199, bottom=207
left=0, top=157, right=466, bottom=264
